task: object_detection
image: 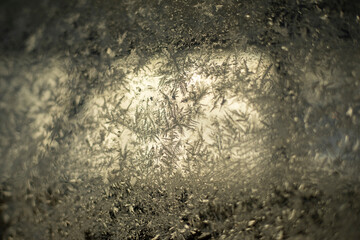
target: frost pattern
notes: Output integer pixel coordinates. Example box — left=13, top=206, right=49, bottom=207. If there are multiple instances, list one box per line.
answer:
left=1, top=0, right=360, bottom=239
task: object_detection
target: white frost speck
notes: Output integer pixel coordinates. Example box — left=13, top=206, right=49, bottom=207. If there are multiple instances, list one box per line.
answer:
left=346, top=107, right=353, bottom=117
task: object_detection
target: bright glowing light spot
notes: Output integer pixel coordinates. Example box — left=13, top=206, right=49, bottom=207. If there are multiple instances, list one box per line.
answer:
left=2, top=46, right=276, bottom=182
left=71, top=46, right=276, bottom=179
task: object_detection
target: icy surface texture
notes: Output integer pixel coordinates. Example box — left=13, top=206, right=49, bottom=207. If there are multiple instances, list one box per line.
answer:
left=1, top=0, right=360, bottom=239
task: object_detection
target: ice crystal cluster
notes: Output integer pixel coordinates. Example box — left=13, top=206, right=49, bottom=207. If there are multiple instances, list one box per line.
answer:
left=1, top=0, right=360, bottom=239
left=73, top=46, right=275, bottom=182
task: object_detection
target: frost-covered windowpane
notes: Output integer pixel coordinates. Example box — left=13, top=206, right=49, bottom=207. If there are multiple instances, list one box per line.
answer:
left=1, top=0, right=360, bottom=239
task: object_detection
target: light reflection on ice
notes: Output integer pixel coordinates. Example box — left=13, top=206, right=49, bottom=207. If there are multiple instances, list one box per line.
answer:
left=0, top=47, right=277, bottom=183
left=78, top=47, right=276, bottom=180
